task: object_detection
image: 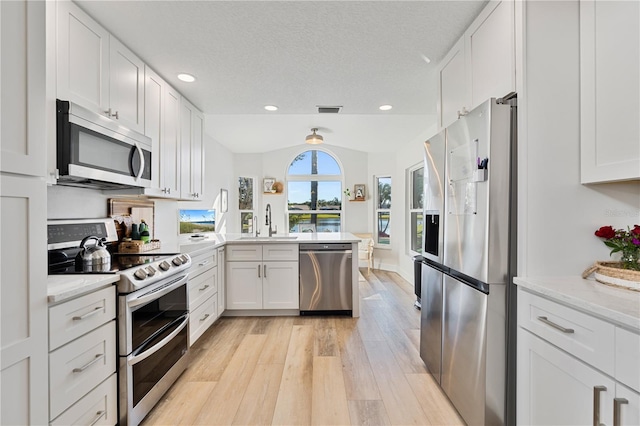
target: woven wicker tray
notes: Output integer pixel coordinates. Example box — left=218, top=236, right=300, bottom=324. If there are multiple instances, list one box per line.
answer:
left=582, top=261, right=640, bottom=292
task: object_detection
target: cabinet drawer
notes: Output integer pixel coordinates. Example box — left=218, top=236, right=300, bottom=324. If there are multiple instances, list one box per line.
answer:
left=50, top=373, right=117, bottom=426
left=518, top=289, right=615, bottom=376
left=262, top=244, right=298, bottom=261
left=189, top=296, right=217, bottom=346
left=49, top=321, right=117, bottom=419
left=616, top=327, right=640, bottom=392
left=49, top=286, right=116, bottom=351
left=226, top=244, right=262, bottom=261
left=188, top=267, right=217, bottom=310
left=188, top=252, right=216, bottom=278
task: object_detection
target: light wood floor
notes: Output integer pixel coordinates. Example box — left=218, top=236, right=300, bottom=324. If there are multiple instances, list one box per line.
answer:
left=142, top=269, right=465, bottom=426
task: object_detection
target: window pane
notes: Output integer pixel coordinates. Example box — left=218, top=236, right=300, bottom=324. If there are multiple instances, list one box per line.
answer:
left=239, top=177, right=254, bottom=210
left=289, top=213, right=341, bottom=232
left=287, top=181, right=341, bottom=210
left=411, top=167, right=424, bottom=209
left=240, top=212, right=254, bottom=234
left=377, top=212, right=390, bottom=245
left=411, top=212, right=423, bottom=253
left=288, top=150, right=341, bottom=175
left=377, top=177, right=391, bottom=209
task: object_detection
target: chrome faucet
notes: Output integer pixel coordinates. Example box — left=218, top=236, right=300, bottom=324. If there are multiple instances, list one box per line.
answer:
left=265, top=204, right=277, bottom=237
left=253, top=215, right=260, bottom=237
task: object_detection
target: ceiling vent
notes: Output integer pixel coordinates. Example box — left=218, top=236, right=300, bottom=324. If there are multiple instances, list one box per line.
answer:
left=317, top=106, right=342, bottom=114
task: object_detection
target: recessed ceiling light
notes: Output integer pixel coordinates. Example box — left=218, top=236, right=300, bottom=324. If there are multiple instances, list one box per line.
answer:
left=264, top=105, right=278, bottom=111
left=379, top=105, right=393, bottom=111
left=177, top=73, right=196, bottom=83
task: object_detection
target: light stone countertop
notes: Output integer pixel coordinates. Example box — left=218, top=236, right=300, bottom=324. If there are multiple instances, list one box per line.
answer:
left=47, top=274, right=119, bottom=304
left=514, top=276, right=640, bottom=331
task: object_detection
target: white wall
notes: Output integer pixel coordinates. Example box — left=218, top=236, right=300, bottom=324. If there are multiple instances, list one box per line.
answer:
left=518, top=0, right=640, bottom=276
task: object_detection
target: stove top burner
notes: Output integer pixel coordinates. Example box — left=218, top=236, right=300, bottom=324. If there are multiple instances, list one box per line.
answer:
left=48, top=252, right=178, bottom=274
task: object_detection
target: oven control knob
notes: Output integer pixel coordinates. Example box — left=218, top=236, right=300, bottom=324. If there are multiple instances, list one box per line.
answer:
left=134, top=269, right=148, bottom=280
left=159, top=261, right=171, bottom=271
left=181, top=254, right=189, bottom=263
left=145, top=266, right=156, bottom=276
left=172, top=257, right=183, bottom=266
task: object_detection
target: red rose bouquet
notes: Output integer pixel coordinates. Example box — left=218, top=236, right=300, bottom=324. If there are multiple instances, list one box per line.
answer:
left=594, top=225, right=640, bottom=271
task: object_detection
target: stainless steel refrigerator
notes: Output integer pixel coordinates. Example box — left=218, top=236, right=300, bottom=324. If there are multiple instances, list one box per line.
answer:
left=419, top=96, right=517, bottom=426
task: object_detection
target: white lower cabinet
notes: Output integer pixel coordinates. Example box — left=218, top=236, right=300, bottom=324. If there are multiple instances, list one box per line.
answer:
left=217, top=247, right=226, bottom=316
left=48, top=286, right=117, bottom=425
left=226, top=244, right=299, bottom=311
left=518, top=288, right=640, bottom=426
left=186, top=248, right=218, bottom=345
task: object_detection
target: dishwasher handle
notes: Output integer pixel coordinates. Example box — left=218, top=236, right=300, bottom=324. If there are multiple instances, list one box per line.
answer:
left=302, top=250, right=352, bottom=256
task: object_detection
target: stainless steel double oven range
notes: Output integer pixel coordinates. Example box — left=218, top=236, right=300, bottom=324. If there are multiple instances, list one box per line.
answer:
left=48, top=219, right=191, bottom=425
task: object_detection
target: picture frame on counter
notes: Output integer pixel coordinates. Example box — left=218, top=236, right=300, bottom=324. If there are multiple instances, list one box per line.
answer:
left=220, top=188, right=228, bottom=212
left=263, top=177, right=276, bottom=193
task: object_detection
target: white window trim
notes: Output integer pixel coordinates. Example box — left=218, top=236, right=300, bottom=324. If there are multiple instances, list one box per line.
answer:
left=374, top=175, right=392, bottom=249
left=407, top=162, right=424, bottom=256
left=285, top=148, right=345, bottom=232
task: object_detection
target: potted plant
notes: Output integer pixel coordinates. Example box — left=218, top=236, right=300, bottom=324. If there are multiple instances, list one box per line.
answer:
left=583, top=225, right=640, bottom=290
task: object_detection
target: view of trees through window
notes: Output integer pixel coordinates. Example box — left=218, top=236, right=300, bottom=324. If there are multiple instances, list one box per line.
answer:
left=287, top=150, right=342, bottom=232
left=238, top=177, right=254, bottom=234
left=410, top=165, right=424, bottom=253
left=376, top=176, right=391, bottom=245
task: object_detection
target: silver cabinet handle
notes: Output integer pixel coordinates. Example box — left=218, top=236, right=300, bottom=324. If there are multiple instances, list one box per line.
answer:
left=258, top=264, right=261, bottom=278
left=73, top=353, right=105, bottom=373
left=614, top=397, right=629, bottom=426
left=199, top=260, right=209, bottom=267
left=264, top=264, right=267, bottom=277
left=593, top=385, right=607, bottom=426
left=89, top=410, right=106, bottom=426
left=537, top=316, right=575, bottom=333
left=72, top=306, right=102, bottom=321
left=104, top=108, right=118, bottom=120
left=199, top=284, right=209, bottom=291
left=200, top=313, right=210, bottom=322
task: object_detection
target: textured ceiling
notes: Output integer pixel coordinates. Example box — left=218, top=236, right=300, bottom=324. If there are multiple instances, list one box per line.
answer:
left=76, top=0, right=487, bottom=153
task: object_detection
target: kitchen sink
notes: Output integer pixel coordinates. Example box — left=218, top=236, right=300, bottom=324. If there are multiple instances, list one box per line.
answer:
left=238, top=236, right=298, bottom=241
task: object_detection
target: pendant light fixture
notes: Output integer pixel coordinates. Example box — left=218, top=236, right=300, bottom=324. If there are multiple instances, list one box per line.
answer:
left=305, top=128, right=323, bottom=145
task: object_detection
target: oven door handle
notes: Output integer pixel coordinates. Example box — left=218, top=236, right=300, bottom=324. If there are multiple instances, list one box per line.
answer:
left=127, top=274, right=188, bottom=309
left=128, top=313, right=189, bottom=366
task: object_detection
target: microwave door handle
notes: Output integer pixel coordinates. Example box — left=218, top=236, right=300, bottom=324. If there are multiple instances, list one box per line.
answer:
left=132, top=143, right=144, bottom=179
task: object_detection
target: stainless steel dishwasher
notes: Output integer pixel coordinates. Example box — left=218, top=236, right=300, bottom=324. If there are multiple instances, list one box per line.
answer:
left=299, top=243, right=353, bottom=315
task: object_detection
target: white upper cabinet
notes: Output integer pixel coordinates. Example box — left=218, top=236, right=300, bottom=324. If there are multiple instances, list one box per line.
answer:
left=438, top=37, right=468, bottom=129
left=580, top=0, right=640, bottom=183
left=437, top=0, right=515, bottom=129
left=143, top=66, right=181, bottom=198
left=180, top=97, right=204, bottom=200
left=56, top=0, right=144, bottom=133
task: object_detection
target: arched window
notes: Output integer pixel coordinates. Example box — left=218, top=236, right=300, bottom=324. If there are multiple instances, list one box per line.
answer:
left=287, top=150, right=343, bottom=232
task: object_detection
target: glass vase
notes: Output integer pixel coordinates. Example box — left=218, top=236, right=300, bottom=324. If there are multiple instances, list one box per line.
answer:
left=620, top=248, right=640, bottom=271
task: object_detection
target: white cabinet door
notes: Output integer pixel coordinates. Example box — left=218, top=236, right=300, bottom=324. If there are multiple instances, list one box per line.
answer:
left=263, top=261, right=299, bottom=309
left=517, top=328, right=615, bottom=426
left=0, top=174, right=48, bottom=426
left=580, top=0, right=640, bottom=183
left=217, top=247, right=226, bottom=316
left=226, top=261, right=263, bottom=310
left=108, top=36, right=144, bottom=133
left=466, top=0, right=515, bottom=108
left=180, top=97, right=205, bottom=200
left=56, top=0, right=109, bottom=115
left=143, top=65, right=164, bottom=196
left=1, top=0, right=46, bottom=177
left=438, top=36, right=467, bottom=129
left=162, top=84, right=181, bottom=197
left=615, top=383, right=640, bottom=426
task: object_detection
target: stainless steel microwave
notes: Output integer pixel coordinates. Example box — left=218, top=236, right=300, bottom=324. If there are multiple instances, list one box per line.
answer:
left=56, top=99, right=152, bottom=189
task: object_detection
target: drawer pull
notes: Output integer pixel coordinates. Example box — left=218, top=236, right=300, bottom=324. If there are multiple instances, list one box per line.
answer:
left=199, top=260, right=209, bottom=267
left=89, top=410, right=106, bottom=426
left=73, top=353, right=105, bottom=373
left=200, top=313, right=210, bottom=322
left=199, top=284, right=210, bottom=291
left=537, top=316, right=575, bottom=334
left=258, top=264, right=261, bottom=278
left=614, top=397, right=629, bottom=426
left=72, top=306, right=102, bottom=321
left=593, top=385, right=606, bottom=426
left=264, top=264, right=267, bottom=277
